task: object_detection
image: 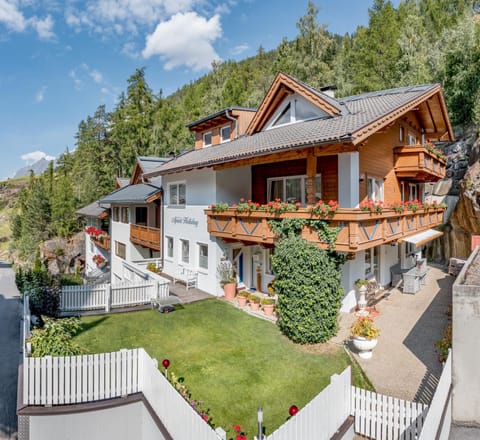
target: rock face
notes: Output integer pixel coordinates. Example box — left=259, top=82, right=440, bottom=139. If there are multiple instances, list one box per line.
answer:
left=40, top=232, right=85, bottom=276
left=448, top=135, right=480, bottom=258
left=426, top=127, right=480, bottom=261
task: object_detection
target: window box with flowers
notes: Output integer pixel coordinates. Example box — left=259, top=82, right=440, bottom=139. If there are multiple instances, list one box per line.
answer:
left=92, top=254, right=107, bottom=268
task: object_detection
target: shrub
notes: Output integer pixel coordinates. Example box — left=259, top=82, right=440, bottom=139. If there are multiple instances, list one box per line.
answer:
left=59, top=274, right=83, bottom=286
left=271, top=236, right=344, bottom=343
left=29, top=286, right=60, bottom=318
left=29, top=317, right=84, bottom=357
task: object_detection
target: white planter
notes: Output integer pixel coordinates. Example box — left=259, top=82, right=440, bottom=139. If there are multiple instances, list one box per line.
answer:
left=352, top=336, right=378, bottom=359
left=356, top=284, right=368, bottom=312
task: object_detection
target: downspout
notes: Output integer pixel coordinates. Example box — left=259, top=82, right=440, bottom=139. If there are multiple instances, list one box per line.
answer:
left=225, top=109, right=238, bottom=139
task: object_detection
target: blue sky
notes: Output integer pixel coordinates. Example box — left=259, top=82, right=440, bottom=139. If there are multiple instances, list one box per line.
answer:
left=0, top=0, right=391, bottom=180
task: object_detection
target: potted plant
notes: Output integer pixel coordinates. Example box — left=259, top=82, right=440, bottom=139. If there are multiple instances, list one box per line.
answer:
left=217, top=260, right=237, bottom=299
left=355, top=279, right=369, bottom=312
left=237, top=290, right=249, bottom=307
left=261, top=298, right=276, bottom=315
left=248, top=294, right=260, bottom=311
left=350, top=317, right=380, bottom=359
left=92, top=254, right=106, bottom=268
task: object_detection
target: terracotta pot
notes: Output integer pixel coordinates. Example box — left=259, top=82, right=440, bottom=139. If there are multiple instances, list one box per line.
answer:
left=237, top=296, right=248, bottom=307
left=223, top=282, right=237, bottom=299
left=250, top=302, right=260, bottom=311
left=262, top=304, right=275, bottom=315
left=352, top=336, right=378, bottom=359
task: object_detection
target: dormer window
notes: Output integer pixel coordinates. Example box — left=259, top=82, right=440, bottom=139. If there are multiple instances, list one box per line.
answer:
left=203, top=131, right=212, bottom=147
left=265, top=93, right=328, bottom=130
left=221, top=125, right=231, bottom=143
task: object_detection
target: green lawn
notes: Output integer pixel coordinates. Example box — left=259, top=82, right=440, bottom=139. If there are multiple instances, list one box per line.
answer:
left=74, top=299, right=371, bottom=438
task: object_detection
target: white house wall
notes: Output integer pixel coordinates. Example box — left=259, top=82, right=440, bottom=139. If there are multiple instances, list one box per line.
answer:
left=29, top=401, right=164, bottom=440
left=84, top=217, right=110, bottom=276
left=162, top=169, right=224, bottom=296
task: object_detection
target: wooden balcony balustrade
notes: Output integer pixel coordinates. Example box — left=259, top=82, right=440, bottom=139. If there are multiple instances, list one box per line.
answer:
left=92, top=235, right=111, bottom=251
left=394, top=145, right=447, bottom=181
left=130, top=224, right=161, bottom=251
left=205, top=208, right=445, bottom=253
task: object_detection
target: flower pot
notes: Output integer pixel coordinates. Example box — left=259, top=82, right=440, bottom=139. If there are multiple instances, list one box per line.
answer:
left=237, top=296, right=248, bottom=307
left=97, top=261, right=106, bottom=269
left=356, top=284, right=368, bottom=313
left=250, top=302, right=260, bottom=312
left=352, top=336, right=378, bottom=359
left=223, top=283, right=237, bottom=299
left=262, top=304, right=275, bottom=315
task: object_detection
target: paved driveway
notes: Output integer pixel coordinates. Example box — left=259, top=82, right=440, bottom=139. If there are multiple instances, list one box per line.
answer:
left=333, top=265, right=452, bottom=404
left=0, top=262, right=20, bottom=440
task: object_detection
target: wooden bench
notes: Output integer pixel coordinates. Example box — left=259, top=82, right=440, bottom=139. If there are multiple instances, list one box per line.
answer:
left=172, top=267, right=198, bottom=290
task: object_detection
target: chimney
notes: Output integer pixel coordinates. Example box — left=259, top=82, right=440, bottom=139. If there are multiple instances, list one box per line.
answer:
left=320, top=85, right=337, bottom=99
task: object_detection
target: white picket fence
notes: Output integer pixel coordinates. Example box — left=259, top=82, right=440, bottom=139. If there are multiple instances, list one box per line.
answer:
left=140, top=349, right=226, bottom=440
left=59, top=279, right=170, bottom=312
left=23, top=348, right=142, bottom=406
left=266, top=366, right=351, bottom=440
left=351, top=387, right=428, bottom=439
left=418, top=351, right=452, bottom=440
left=22, top=347, right=224, bottom=440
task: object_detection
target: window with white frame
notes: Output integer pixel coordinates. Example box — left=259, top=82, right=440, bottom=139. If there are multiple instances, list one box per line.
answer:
left=121, top=207, right=129, bottom=223
left=364, top=247, right=380, bottom=279
left=198, top=243, right=208, bottom=270
left=399, top=126, right=404, bottom=142
left=115, top=241, right=126, bottom=259
left=409, top=183, right=418, bottom=201
left=367, top=177, right=384, bottom=201
left=166, top=236, right=174, bottom=259
left=113, top=207, right=119, bottom=222
left=169, top=182, right=186, bottom=206
left=267, top=175, right=321, bottom=204
left=203, top=132, right=212, bottom=147
left=220, top=125, right=231, bottom=143
left=266, top=95, right=328, bottom=130
left=180, top=239, right=189, bottom=264
left=407, top=132, right=417, bottom=145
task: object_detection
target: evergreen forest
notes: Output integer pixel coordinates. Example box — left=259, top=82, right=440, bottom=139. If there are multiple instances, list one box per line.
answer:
left=10, top=0, right=480, bottom=265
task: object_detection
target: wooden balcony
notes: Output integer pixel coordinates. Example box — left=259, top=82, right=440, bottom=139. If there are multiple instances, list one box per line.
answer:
left=92, top=235, right=110, bottom=251
left=205, top=208, right=445, bottom=253
left=130, top=224, right=161, bottom=251
left=394, top=145, right=447, bottom=181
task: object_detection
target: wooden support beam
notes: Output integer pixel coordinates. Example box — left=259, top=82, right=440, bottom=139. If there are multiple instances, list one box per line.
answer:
left=306, top=150, right=317, bottom=204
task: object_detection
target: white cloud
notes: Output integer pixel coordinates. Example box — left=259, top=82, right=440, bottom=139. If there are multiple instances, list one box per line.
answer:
left=70, top=64, right=104, bottom=89
left=143, top=12, right=221, bottom=71
left=0, top=0, right=27, bottom=32
left=66, top=0, right=198, bottom=35
left=35, top=86, right=47, bottom=102
left=231, top=43, right=248, bottom=56
left=21, top=150, right=55, bottom=164
left=90, top=69, right=103, bottom=83
left=30, top=14, right=55, bottom=40
left=121, top=41, right=139, bottom=58
left=0, top=1, right=55, bottom=38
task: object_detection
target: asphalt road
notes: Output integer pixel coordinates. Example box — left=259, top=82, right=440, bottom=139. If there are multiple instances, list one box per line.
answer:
left=0, top=262, right=20, bottom=440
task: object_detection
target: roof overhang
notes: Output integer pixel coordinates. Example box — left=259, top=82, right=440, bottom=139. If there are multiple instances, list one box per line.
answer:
left=401, top=229, right=443, bottom=247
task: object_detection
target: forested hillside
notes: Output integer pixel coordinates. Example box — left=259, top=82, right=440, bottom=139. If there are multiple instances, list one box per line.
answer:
left=9, top=0, right=480, bottom=266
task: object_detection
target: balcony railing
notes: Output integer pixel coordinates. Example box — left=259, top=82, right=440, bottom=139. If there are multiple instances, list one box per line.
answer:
left=130, top=224, right=161, bottom=251
left=92, top=235, right=111, bottom=251
left=394, top=145, right=447, bottom=181
left=205, top=208, right=445, bottom=252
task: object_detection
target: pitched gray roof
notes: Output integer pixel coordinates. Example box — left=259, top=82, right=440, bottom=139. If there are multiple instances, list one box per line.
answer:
left=116, top=177, right=130, bottom=188
left=187, top=107, right=256, bottom=128
left=76, top=200, right=108, bottom=218
left=137, top=156, right=169, bottom=172
left=144, top=84, right=438, bottom=177
left=99, top=183, right=161, bottom=205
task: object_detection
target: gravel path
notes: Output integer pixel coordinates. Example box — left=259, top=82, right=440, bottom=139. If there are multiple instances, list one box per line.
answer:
left=0, top=262, right=20, bottom=440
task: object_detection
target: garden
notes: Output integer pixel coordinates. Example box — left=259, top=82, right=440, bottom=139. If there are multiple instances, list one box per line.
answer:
left=73, top=299, right=372, bottom=437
